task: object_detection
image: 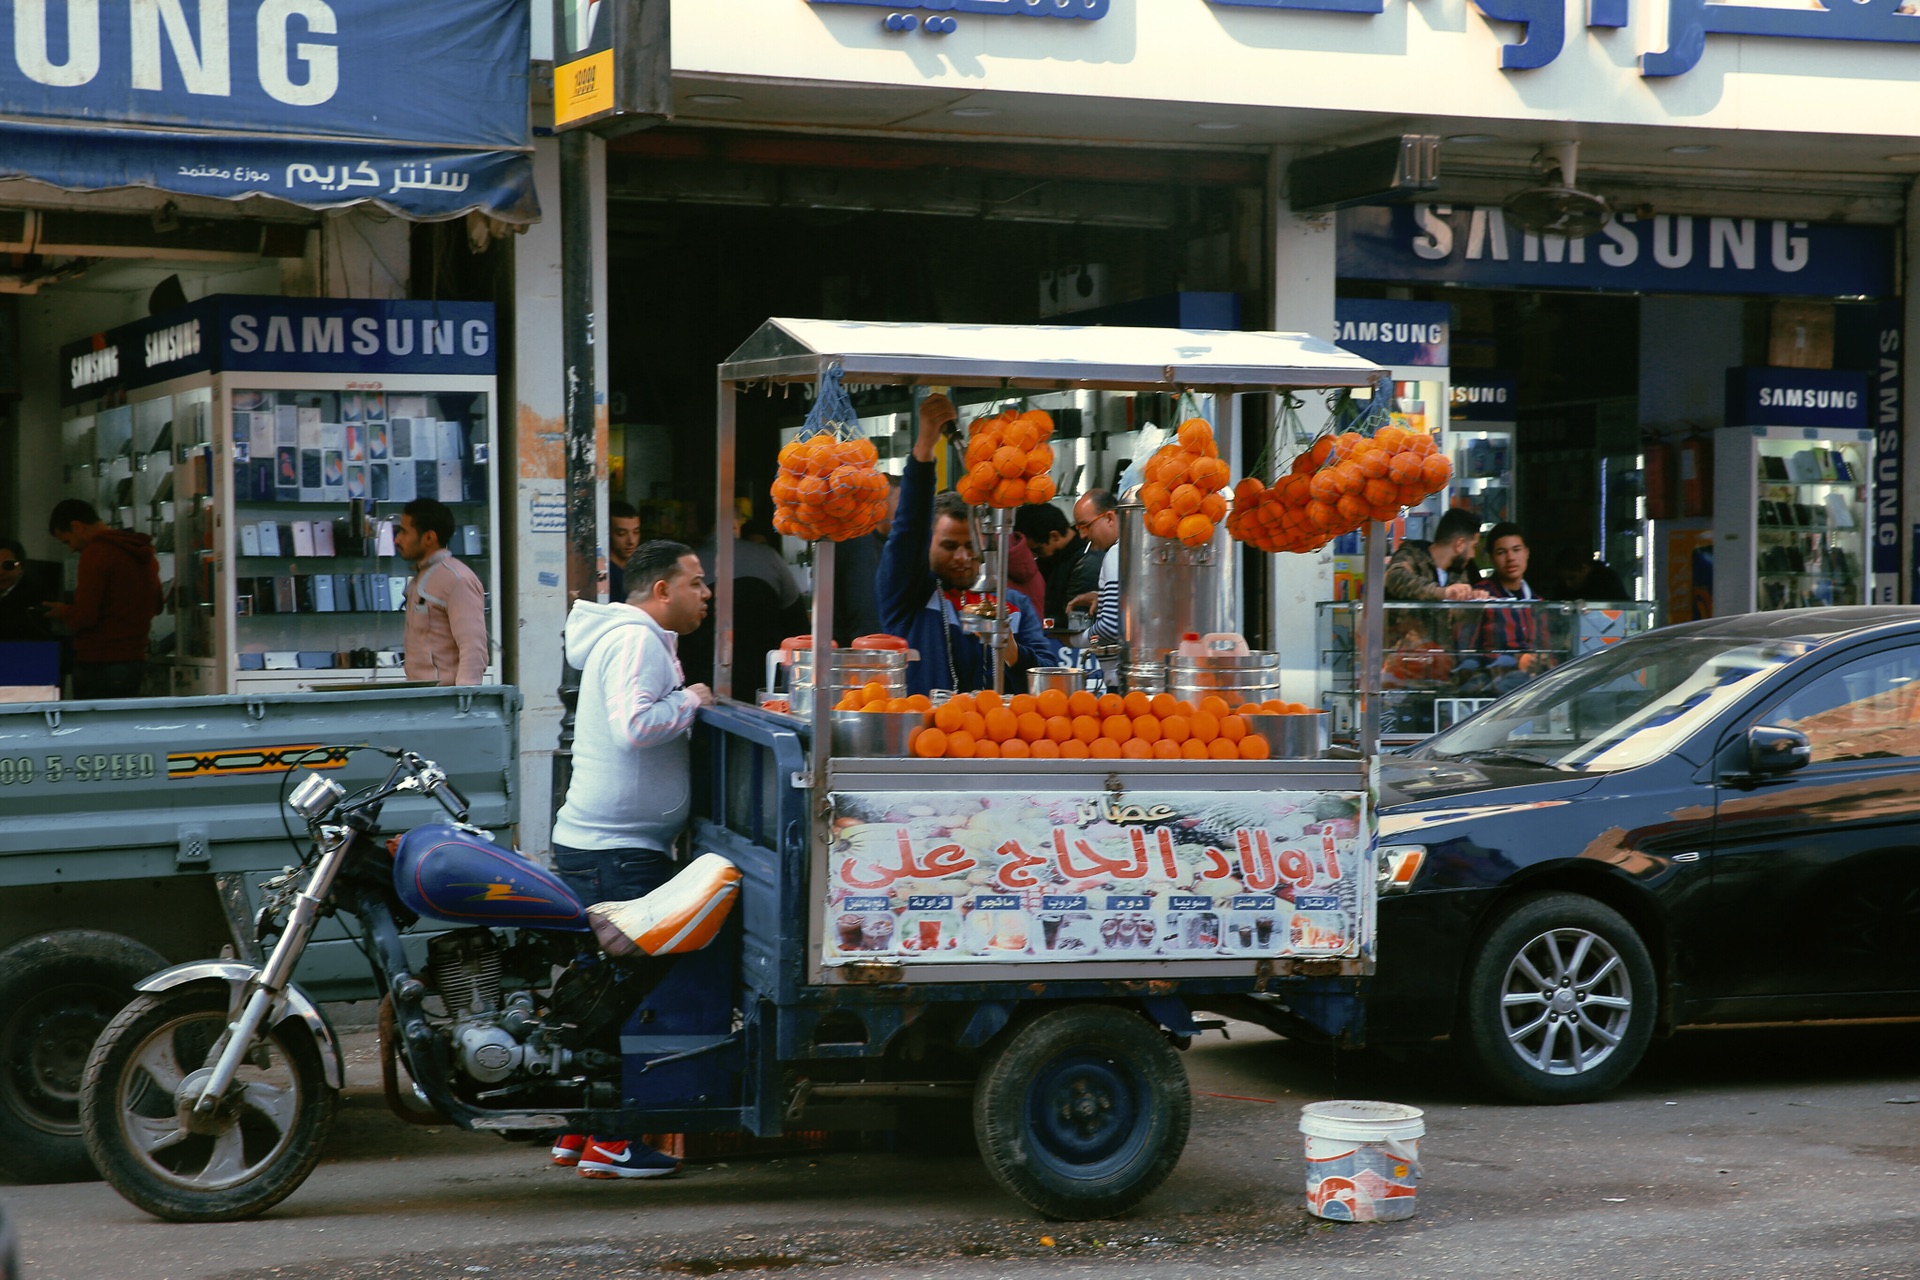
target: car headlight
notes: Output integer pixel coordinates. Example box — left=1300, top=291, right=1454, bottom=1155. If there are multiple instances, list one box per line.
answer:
left=1376, top=844, right=1427, bottom=894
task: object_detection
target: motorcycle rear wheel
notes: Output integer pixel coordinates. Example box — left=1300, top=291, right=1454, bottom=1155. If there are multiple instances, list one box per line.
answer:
left=80, top=985, right=337, bottom=1222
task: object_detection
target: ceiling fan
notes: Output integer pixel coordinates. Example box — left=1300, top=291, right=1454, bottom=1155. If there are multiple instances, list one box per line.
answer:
left=1503, top=141, right=1612, bottom=239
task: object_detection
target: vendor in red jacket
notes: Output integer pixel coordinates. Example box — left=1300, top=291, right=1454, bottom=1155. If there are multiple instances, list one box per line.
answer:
left=45, top=499, right=163, bottom=700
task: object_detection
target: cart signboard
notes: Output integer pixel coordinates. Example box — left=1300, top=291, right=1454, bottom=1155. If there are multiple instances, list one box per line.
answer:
left=824, top=787, right=1368, bottom=965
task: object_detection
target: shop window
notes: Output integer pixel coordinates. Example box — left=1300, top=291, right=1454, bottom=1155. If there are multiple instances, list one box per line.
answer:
left=1763, top=647, right=1920, bottom=764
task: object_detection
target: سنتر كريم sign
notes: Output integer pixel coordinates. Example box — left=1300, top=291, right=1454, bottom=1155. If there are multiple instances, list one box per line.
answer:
left=1339, top=206, right=1898, bottom=299
left=824, top=788, right=1369, bottom=965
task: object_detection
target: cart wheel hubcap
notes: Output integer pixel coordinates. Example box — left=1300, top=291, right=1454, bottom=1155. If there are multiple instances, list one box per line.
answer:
left=1027, top=1052, right=1146, bottom=1173
left=1497, top=926, right=1634, bottom=1077
left=2, top=988, right=120, bottom=1134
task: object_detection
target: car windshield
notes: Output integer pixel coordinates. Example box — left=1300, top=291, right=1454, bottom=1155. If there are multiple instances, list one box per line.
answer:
left=1418, top=631, right=1815, bottom=772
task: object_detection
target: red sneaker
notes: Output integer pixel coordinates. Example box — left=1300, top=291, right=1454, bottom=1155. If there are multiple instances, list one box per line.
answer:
left=550, top=1133, right=588, bottom=1167
left=576, top=1137, right=680, bottom=1180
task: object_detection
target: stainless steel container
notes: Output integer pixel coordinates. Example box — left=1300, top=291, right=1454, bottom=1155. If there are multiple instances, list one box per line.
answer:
left=788, top=648, right=909, bottom=715
left=1117, top=499, right=1232, bottom=667
left=1027, top=666, right=1086, bottom=696
left=1166, top=652, right=1282, bottom=707
left=1121, top=662, right=1165, bottom=694
left=1245, top=711, right=1331, bottom=759
left=830, top=709, right=932, bottom=758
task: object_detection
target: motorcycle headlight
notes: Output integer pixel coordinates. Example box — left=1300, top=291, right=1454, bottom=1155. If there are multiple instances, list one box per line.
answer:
left=287, top=771, right=346, bottom=821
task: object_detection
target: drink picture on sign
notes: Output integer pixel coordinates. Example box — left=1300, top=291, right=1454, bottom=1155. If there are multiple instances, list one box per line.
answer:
left=823, top=789, right=1367, bottom=965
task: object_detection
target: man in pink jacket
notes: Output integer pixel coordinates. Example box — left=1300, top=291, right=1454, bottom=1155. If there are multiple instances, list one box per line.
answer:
left=396, top=498, right=489, bottom=685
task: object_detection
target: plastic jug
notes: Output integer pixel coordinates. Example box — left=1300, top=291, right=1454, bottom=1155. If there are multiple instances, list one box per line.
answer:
left=1198, top=631, right=1252, bottom=656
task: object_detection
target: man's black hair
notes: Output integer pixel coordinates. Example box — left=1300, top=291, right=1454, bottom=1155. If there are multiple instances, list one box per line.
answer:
left=48, top=499, right=100, bottom=534
left=626, top=539, right=695, bottom=602
left=401, top=498, right=456, bottom=551
left=1433, top=507, right=1481, bottom=545
left=1486, top=521, right=1525, bottom=548
left=609, top=499, right=639, bottom=521
left=932, top=491, right=969, bottom=523
left=0, top=536, right=26, bottom=561
left=1015, top=502, right=1070, bottom=543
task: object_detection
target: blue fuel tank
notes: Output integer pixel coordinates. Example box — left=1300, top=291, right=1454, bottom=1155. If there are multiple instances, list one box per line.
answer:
left=393, top=824, right=590, bottom=931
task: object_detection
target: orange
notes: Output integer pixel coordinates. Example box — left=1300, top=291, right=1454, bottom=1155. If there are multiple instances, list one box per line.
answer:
left=1026, top=474, right=1057, bottom=504
left=884, top=697, right=912, bottom=713
left=1201, top=493, right=1228, bottom=523
left=1359, top=449, right=1391, bottom=479
left=1337, top=494, right=1370, bottom=525
left=1198, top=695, right=1230, bottom=719
left=1009, top=693, right=1037, bottom=717
left=1389, top=452, right=1422, bottom=484
left=1090, top=737, right=1122, bottom=760
left=1036, top=689, right=1069, bottom=719
left=992, top=478, right=1028, bottom=507
left=1131, top=714, right=1162, bottom=744
left=1219, top=714, right=1248, bottom=742
left=974, top=738, right=1001, bottom=758
left=1149, top=693, right=1178, bottom=717
left=1161, top=715, right=1191, bottom=744
left=1234, top=476, right=1265, bottom=505
left=1140, top=481, right=1172, bottom=513
left=1238, top=734, right=1270, bottom=760
left=1152, top=739, right=1181, bottom=760
left=861, top=681, right=889, bottom=706
left=1190, top=711, right=1220, bottom=744
left=1001, top=738, right=1031, bottom=759
left=1170, top=484, right=1202, bottom=516
left=1208, top=738, right=1239, bottom=760
left=1097, top=692, right=1125, bottom=717
left=967, top=460, right=997, bottom=492
left=1060, top=738, right=1091, bottom=760
left=1071, top=715, right=1102, bottom=744
left=1421, top=454, right=1452, bottom=488
left=1016, top=711, right=1048, bottom=742
left=1178, top=514, right=1214, bottom=548
left=1177, top=418, right=1212, bottom=453
left=993, top=446, right=1026, bottom=479
left=1024, top=444, right=1054, bottom=477
left=1122, top=691, right=1151, bottom=718
left=984, top=708, right=1018, bottom=742
left=1308, top=470, right=1341, bottom=503
left=974, top=690, right=1002, bottom=712
left=961, top=711, right=987, bottom=739
left=912, top=727, right=947, bottom=758
left=1147, top=509, right=1180, bottom=540
left=1157, top=450, right=1193, bottom=487
left=946, top=692, right=977, bottom=715
left=1333, top=461, right=1366, bottom=495
left=1101, top=714, right=1133, bottom=743
left=906, top=694, right=933, bottom=711
left=933, top=700, right=966, bottom=732
left=945, top=730, right=977, bottom=758
left=1030, top=738, right=1061, bottom=759
left=1045, top=715, right=1075, bottom=743
left=1180, top=739, right=1209, bottom=760
left=1067, top=690, right=1100, bottom=718
left=1121, top=739, right=1152, bottom=759
left=1004, top=420, right=1039, bottom=452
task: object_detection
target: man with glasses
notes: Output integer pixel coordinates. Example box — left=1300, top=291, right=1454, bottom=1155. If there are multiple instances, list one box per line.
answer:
left=1066, top=490, right=1122, bottom=640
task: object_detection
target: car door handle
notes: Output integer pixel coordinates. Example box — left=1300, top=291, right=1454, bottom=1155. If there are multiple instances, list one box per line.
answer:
left=1673, top=852, right=1701, bottom=863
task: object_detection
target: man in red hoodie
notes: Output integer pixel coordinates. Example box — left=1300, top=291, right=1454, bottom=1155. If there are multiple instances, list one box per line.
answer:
left=45, top=500, right=163, bottom=700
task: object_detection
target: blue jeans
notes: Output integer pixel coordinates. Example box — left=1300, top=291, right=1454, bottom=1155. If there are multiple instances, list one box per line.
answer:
left=551, top=842, right=675, bottom=907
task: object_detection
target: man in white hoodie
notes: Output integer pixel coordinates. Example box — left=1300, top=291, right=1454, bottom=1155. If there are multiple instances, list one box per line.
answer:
left=548, top=539, right=713, bottom=1180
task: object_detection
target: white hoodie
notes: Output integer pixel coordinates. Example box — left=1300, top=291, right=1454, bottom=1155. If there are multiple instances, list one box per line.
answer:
left=551, top=601, right=699, bottom=853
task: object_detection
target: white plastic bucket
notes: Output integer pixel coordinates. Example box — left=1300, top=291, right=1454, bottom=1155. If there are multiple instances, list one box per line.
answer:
left=1299, top=1100, right=1425, bottom=1222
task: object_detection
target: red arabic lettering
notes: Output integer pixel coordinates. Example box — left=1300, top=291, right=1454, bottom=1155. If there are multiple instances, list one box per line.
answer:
left=1276, top=844, right=1315, bottom=889
left=1199, top=847, right=1234, bottom=880
left=1319, top=832, right=1342, bottom=882
left=1238, top=829, right=1279, bottom=891
left=1051, top=827, right=1147, bottom=880
left=995, top=838, right=1049, bottom=890
left=838, top=827, right=978, bottom=890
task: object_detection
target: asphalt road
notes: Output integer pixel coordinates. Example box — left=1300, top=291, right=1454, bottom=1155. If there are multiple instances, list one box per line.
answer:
left=8, top=1018, right=1919, bottom=1280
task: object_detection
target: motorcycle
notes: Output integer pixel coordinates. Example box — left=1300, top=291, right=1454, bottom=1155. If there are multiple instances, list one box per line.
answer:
left=79, top=749, right=739, bottom=1223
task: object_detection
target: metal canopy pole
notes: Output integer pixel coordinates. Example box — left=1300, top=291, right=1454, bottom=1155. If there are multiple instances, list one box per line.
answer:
left=810, top=538, right=836, bottom=790
left=1359, top=519, right=1385, bottom=759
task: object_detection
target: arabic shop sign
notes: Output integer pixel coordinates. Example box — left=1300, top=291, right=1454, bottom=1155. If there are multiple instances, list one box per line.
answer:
left=60, top=295, right=495, bottom=405
left=809, top=0, right=1107, bottom=35
left=0, top=1, right=534, bottom=221
left=1339, top=206, right=1898, bottom=299
left=1207, top=0, right=1920, bottom=77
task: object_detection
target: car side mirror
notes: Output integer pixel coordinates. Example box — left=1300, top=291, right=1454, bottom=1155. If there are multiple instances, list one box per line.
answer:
left=1747, top=724, right=1811, bottom=775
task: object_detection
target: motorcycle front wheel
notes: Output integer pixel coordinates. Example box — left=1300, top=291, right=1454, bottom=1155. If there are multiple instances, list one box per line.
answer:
left=80, top=985, right=337, bottom=1222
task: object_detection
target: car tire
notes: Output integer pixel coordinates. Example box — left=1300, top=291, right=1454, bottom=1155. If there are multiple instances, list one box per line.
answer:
left=0, top=930, right=169, bottom=1183
left=1461, top=893, right=1656, bottom=1104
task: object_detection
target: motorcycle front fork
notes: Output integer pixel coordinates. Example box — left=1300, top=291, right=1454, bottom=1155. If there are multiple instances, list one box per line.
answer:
left=191, top=825, right=356, bottom=1117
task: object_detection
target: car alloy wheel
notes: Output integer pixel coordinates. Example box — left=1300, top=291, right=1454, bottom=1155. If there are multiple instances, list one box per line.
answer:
left=1498, top=926, right=1635, bottom=1076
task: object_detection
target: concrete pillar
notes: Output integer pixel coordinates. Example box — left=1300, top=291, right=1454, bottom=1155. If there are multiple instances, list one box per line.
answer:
left=281, top=208, right=409, bottom=298
left=507, top=133, right=609, bottom=862
left=1267, top=146, right=1340, bottom=703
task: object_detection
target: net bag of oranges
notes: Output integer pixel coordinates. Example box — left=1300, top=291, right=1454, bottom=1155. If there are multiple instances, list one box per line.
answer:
left=1226, top=393, right=1453, bottom=554
left=771, top=366, right=891, bottom=542
left=954, top=405, right=1058, bottom=508
left=1138, top=414, right=1230, bottom=548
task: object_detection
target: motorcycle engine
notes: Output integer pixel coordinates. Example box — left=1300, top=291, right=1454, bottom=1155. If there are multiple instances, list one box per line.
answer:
left=426, top=929, right=586, bottom=1089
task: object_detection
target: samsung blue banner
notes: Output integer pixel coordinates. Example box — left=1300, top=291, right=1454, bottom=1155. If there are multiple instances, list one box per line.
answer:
left=1451, top=376, right=1519, bottom=422
left=1341, top=206, right=1896, bottom=299
left=0, top=1, right=534, bottom=222
left=61, top=296, right=495, bottom=405
left=1724, top=368, right=1869, bottom=431
left=1333, top=300, right=1449, bottom=367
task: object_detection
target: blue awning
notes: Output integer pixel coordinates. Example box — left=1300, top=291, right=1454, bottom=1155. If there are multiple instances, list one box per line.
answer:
left=0, top=0, right=537, bottom=223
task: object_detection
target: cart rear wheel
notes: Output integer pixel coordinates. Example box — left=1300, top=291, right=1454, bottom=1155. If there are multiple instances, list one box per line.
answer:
left=972, top=1004, right=1189, bottom=1220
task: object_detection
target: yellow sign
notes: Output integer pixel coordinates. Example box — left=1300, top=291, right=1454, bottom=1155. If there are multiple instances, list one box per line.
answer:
left=555, top=49, right=615, bottom=127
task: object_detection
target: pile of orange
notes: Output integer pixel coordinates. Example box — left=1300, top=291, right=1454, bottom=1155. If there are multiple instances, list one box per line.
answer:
left=1140, top=419, right=1229, bottom=548
left=1226, top=425, right=1452, bottom=554
left=955, top=408, right=1058, bottom=508
left=833, top=681, right=935, bottom=714
left=771, top=431, right=891, bottom=542
left=909, top=689, right=1274, bottom=761
left=1242, top=699, right=1321, bottom=716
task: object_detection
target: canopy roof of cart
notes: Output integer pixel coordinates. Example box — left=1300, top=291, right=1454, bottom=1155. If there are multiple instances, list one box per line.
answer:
left=720, top=319, right=1387, bottom=394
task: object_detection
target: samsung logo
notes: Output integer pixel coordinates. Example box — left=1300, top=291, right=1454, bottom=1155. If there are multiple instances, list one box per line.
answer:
left=69, top=345, right=119, bottom=390
left=228, top=312, right=491, bottom=358
left=144, top=319, right=202, bottom=369
left=1337, top=320, right=1447, bottom=345
left=1758, top=387, right=1860, bottom=410
left=1453, top=385, right=1511, bottom=406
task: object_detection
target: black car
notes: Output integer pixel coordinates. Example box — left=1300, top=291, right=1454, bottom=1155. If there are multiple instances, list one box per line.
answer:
left=1368, top=606, right=1920, bottom=1103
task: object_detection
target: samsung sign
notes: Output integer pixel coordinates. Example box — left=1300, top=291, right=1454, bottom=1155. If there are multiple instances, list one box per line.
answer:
left=1725, top=368, right=1869, bottom=431
left=1333, top=300, right=1449, bottom=368
left=1341, top=206, right=1897, bottom=299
